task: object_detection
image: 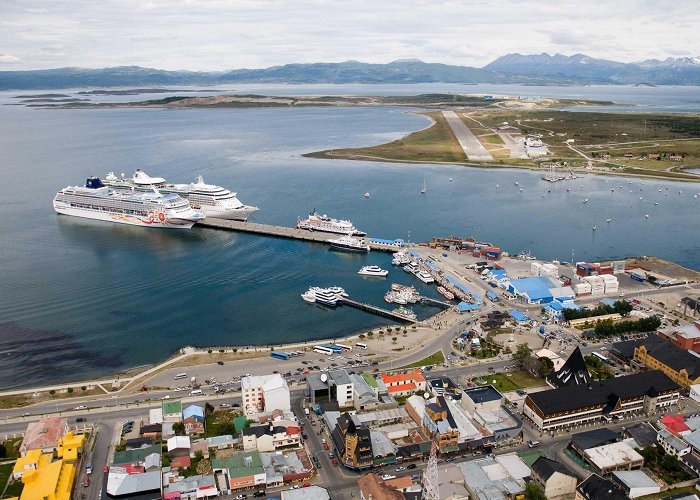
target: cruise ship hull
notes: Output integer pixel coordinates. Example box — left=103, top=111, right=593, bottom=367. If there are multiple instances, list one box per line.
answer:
left=329, top=242, right=370, bottom=253
left=195, top=204, right=258, bottom=221
left=53, top=202, right=200, bottom=229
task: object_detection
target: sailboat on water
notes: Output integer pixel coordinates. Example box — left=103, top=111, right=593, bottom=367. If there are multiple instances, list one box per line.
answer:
left=421, top=179, right=427, bottom=194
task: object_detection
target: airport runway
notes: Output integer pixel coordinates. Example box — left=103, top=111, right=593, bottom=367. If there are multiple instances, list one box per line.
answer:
left=442, top=110, right=494, bottom=161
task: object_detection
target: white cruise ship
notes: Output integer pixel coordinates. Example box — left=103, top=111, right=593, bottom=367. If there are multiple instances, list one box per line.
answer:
left=53, top=177, right=205, bottom=228
left=297, top=211, right=366, bottom=236
left=103, top=170, right=258, bottom=221
left=327, top=235, right=370, bottom=253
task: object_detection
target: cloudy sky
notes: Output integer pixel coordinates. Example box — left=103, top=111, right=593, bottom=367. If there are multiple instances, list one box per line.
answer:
left=1, top=0, right=698, bottom=71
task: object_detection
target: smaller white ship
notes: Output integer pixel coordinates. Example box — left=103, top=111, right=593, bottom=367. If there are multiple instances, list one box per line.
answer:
left=416, top=270, right=435, bottom=284
left=583, top=199, right=588, bottom=203
left=302, top=287, right=341, bottom=307
left=394, top=306, right=417, bottom=321
left=327, top=234, right=370, bottom=253
left=301, top=290, right=317, bottom=303
left=297, top=211, right=366, bottom=236
left=358, top=265, right=388, bottom=277
left=403, top=262, right=420, bottom=274
left=391, top=251, right=412, bottom=266
left=364, top=192, right=370, bottom=198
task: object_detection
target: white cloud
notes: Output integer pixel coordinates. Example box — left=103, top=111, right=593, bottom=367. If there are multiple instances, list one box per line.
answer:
left=0, top=0, right=697, bottom=70
left=0, top=53, right=21, bottom=64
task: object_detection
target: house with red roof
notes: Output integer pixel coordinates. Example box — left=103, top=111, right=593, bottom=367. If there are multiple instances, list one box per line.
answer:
left=380, top=370, right=427, bottom=397
left=19, top=416, right=68, bottom=457
left=660, top=414, right=691, bottom=436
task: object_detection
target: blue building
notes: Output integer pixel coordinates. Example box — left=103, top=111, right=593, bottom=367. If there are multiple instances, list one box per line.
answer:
left=508, top=276, right=559, bottom=304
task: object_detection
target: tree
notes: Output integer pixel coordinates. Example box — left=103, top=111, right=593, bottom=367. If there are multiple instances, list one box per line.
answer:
left=523, top=356, right=540, bottom=376
left=537, top=357, right=554, bottom=378
left=173, top=422, right=185, bottom=436
left=49, top=389, right=56, bottom=395
left=392, top=337, right=398, bottom=344
left=207, top=349, right=213, bottom=354
left=205, top=402, right=214, bottom=415
left=0, top=443, right=6, bottom=459
left=219, top=349, right=225, bottom=354
left=359, top=334, right=366, bottom=339
left=513, top=344, right=533, bottom=368
left=81, top=386, right=87, bottom=391
left=194, top=450, right=204, bottom=462
left=67, top=387, right=73, bottom=393
left=232, top=348, right=238, bottom=353
left=524, top=482, right=547, bottom=500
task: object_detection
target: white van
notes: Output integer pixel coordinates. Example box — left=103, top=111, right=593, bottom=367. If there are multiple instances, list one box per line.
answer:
left=190, top=389, right=203, bottom=396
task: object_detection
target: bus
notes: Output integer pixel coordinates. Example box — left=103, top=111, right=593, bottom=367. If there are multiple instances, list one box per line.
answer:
left=592, top=352, right=609, bottom=364
left=174, top=373, right=187, bottom=380
left=322, top=344, right=343, bottom=353
left=313, top=346, right=334, bottom=355
left=333, top=344, right=353, bottom=352
left=271, top=351, right=290, bottom=360
left=355, top=342, right=368, bottom=350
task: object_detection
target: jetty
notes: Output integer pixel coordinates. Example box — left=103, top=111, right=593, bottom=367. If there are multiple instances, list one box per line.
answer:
left=197, top=218, right=400, bottom=252
left=338, top=297, right=417, bottom=323
left=418, top=296, right=454, bottom=309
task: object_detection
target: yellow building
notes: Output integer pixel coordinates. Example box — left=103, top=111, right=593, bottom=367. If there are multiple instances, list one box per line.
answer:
left=633, top=336, right=700, bottom=389
left=12, top=449, right=50, bottom=480
left=19, top=458, right=75, bottom=500
left=57, top=432, right=86, bottom=462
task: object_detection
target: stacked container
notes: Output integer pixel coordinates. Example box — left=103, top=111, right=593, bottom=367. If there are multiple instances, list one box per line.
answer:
left=541, top=263, right=559, bottom=278
left=602, top=275, right=619, bottom=294
left=531, top=262, right=543, bottom=275
left=574, top=282, right=592, bottom=296
left=583, top=275, right=605, bottom=295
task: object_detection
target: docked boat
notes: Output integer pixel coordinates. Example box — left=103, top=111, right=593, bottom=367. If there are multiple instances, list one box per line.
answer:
left=416, top=271, right=435, bottom=284
left=53, top=177, right=205, bottom=229
left=303, top=287, right=340, bottom=307
left=385, top=291, right=407, bottom=305
left=391, top=251, right=412, bottom=266
left=358, top=265, right=388, bottom=277
left=327, top=235, right=370, bottom=253
left=394, top=306, right=417, bottom=321
left=297, top=211, right=366, bottom=236
left=327, top=286, right=349, bottom=298
left=103, top=170, right=258, bottom=221
left=437, top=286, right=455, bottom=300
left=403, top=262, right=420, bottom=274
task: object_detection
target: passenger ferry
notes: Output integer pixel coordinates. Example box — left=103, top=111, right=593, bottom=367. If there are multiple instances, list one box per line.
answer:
left=327, top=235, right=370, bottom=253
left=301, top=287, right=341, bottom=307
left=297, top=211, right=366, bottom=236
left=53, top=177, right=205, bottom=229
left=103, top=170, right=258, bottom=221
left=391, top=251, right=412, bottom=266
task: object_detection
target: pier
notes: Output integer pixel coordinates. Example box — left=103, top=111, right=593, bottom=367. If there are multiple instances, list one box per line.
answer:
left=418, top=296, right=454, bottom=309
left=338, top=297, right=418, bottom=323
left=197, top=218, right=399, bottom=252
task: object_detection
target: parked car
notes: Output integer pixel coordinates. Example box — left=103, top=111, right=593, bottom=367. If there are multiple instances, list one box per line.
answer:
left=217, top=361, right=224, bottom=365
left=407, top=464, right=417, bottom=470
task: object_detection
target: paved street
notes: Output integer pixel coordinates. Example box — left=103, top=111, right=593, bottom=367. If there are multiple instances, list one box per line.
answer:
left=442, top=110, right=493, bottom=161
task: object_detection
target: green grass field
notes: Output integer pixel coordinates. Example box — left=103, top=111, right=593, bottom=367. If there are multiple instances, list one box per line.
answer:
left=306, top=107, right=700, bottom=182
left=0, top=462, right=23, bottom=498
left=473, top=371, right=545, bottom=393
left=398, top=351, right=445, bottom=369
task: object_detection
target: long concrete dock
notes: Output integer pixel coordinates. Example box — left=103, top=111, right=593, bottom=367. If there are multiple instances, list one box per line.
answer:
left=197, top=218, right=399, bottom=252
left=339, top=297, right=417, bottom=323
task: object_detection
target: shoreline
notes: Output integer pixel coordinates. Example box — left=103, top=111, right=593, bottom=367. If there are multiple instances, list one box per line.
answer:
left=1, top=250, right=697, bottom=402
left=303, top=149, right=700, bottom=183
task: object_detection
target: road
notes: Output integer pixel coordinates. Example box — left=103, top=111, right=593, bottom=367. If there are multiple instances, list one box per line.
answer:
left=442, top=111, right=493, bottom=161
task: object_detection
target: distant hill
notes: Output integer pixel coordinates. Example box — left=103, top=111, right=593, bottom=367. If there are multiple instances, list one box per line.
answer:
left=485, top=53, right=700, bottom=85
left=1, top=54, right=699, bottom=90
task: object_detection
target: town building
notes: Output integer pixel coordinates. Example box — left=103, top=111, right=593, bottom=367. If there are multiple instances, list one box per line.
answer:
left=523, top=370, right=680, bottom=431
left=546, top=347, right=591, bottom=389
left=113, top=444, right=162, bottom=466
left=167, top=435, right=192, bottom=459
left=623, top=422, right=658, bottom=449
left=575, top=474, right=627, bottom=500
left=162, top=400, right=183, bottom=423
left=242, top=423, right=302, bottom=452
left=330, top=412, right=373, bottom=470
left=281, top=486, right=331, bottom=500
left=460, top=453, right=530, bottom=499
left=149, top=408, right=163, bottom=425
left=206, top=435, right=236, bottom=450
left=259, top=449, right=314, bottom=486
left=182, top=405, right=205, bottom=435
left=657, top=321, right=700, bottom=353
left=530, top=456, right=578, bottom=500
left=632, top=335, right=700, bottom=388
left=379, top=370, right=426, bottom=398
left=306, top=369, right=354, bottom=410
left=212, top=451, right=266, bottom=491
left=691, top=383, right=700, bottom=403
left=657, top=428, right=691, bottom=456
left=163, top=474, right=218, bottom=499
left=358, top=473, right=405, bottom=500
left=461, top=385, right=523, bottom=443
left=580, top=442, right=644, bottom=475
left=569, top=429, right=620, bottom=455
left=11, top=458, right=76, bottom=500
left=610, top=470, right=661, bottom=498
left=19, top=416, right=68, bottom=457
left=242, top=374, right=291, bottom=416
left=106, top=468, right=162, bottom=499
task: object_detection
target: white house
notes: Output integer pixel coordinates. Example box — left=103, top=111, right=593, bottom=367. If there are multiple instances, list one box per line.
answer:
left=241, top=374, right=291, bottom=416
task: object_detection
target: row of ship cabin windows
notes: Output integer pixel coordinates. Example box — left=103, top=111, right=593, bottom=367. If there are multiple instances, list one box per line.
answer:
left=69, top=202, right=149, bottom=216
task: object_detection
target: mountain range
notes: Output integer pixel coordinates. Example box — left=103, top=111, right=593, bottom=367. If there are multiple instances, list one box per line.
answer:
left=2, top=53, right=699, bottom=90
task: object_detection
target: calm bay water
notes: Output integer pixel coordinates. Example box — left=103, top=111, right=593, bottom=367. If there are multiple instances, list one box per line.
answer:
left=1, top=87, right=699, bottom=388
